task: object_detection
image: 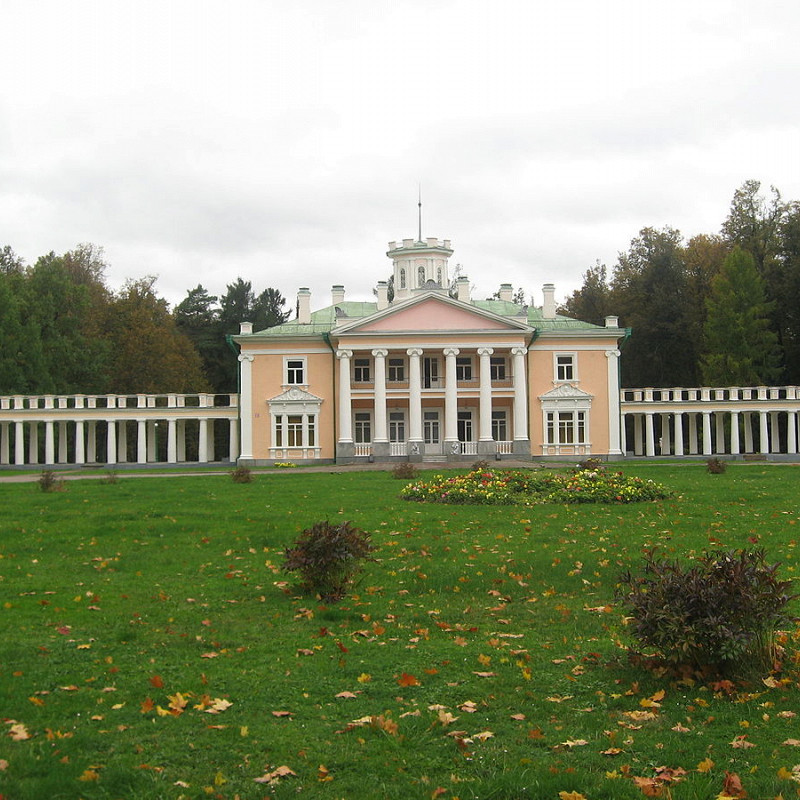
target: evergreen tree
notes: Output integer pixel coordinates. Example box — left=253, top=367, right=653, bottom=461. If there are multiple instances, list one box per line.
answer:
left=559, top=261, right=612, bottom=326
left=701, top=248, right=782, bottom=386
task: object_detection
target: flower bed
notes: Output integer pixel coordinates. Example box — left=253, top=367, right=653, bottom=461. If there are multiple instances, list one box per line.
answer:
left=400, top=467, right=669, bottom=505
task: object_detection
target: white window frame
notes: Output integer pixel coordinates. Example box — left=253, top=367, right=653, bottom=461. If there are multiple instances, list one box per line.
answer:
left=353, top=357, right=371, bottom=383
left=354, top=411, right=372, bottom=444
left=388, top=358, right=405, bottom=382
left=455, top=356, right=473, bottom=381
left=546, top=410, right=587, bottom=445
left=554, top=353, right=577, bottom=383
left=284, top=357, right=307, bottom=386
left=491, top=409, right=508, bottom=441
left=490, top=356, right=507, bottom=381
left=389, top=410, right=406, bottom=442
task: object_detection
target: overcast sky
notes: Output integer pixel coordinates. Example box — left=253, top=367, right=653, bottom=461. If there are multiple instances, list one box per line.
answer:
left=2, top=1, right=798, bottom=313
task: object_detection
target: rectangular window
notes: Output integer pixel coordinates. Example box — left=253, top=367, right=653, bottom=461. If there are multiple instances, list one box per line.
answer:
left=307, top=416, right=316, bottom=447
left=353, top=358, right=371, bottom=383
left=546, top=411, right=586, bottom=444
left=491, top=410, right=507, bottom=441
left=287, top=415, right=303, bottom=447
left=455, top=357, right=473, bottom=381
left=490, top=356, right=506, bottom=381
left=388, top=358, right=405, bottom=382
left=389, top=411, right=405, bottom=442
left=556, top=354, right=575, bottom=382
left=286, top=359, right=305, bottom=385
left=354, top=412, right=372, bottom=444
left=457, top=410, right=473, bottom=442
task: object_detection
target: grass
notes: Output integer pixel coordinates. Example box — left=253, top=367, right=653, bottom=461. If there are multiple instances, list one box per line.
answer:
left=1, top=464, right=800, bottom=799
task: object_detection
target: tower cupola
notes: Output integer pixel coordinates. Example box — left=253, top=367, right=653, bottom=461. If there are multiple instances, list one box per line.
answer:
left=386, top=237, right=453, bottom=302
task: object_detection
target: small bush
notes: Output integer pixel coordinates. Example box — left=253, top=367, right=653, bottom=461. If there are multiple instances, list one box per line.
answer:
left=577, top=457, right=604, bottom=471
left=283, top=520, right=376, bottom=602
left=100, top=470, right=119, bottom=485
left=38, top=470, right=65, bottom=493
left=706, top=457, right=727, bottom=474
left=391, top=462, right=419, bottom=480
left=616, top=548, right=796, bottom=674
left=471, top=459, right=492, bottom=472
left=231, top=466, right=253, bottom=484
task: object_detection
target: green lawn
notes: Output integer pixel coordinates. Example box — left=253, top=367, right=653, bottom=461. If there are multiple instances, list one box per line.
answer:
left=1, top=464, right=800, bottom=799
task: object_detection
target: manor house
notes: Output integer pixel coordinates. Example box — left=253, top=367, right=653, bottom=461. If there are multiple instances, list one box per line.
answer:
left=233, top=235, right=626, bottom=464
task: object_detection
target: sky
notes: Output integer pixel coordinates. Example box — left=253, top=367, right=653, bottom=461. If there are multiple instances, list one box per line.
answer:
left=2, top=0, right=799, bottom=313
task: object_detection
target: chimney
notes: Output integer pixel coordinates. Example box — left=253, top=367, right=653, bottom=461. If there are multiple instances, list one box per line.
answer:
left=605, top=315, right=619, bottom=328
left=542, top=283, right=556, bottom=318
left=499, top=283, right=513, bottom=302
left=297, top=288, right=311, bottom=325
left=331, top=284, right=345, bottom=305
left=457, top=276, right=471, bottom=303
left=239, top=321, right=253, bottom=335
left=376, top=280, right=389, bottom=310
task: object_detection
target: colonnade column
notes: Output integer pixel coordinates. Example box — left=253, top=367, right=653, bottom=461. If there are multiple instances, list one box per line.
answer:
left=512, top=347, right=529, bottom=447
left=744, top=412, right=754, bottom=452
left=715, top=413, right=726, bottom=455
left=730, top=411, right=740, bottom=455
left=688, top=414, right=698, bottom=454
left=0, top=422, right=8, bottom=464
left=228, top=419, right=239, bottom=462
left=147, top=422, right=157, bottom=462
left=58, top=421, right=68, bottom=463
left=137, top=420, right=147, bottom=464
left=45, top=421, right=55, bottom=464
left=478, top=347, right=494, bottom=442
left=198, top=419, right=209, bottom=463
left=74, top=420, right=85, bottom=464
left=106, top=420, right=117, bottom=465
left=27, top=421, right=38, bottom=464
left=167, top=419, right=177, bottom=463
left=605, top=349, right=621, bottom=455
left=118, top=421, right=128, bottom=463
left=633, top=415, right=643, bottom=455
left=759, top=411, right=769, bottom=455
left=673, top=412, right=684, bottom=456
left=645, top=413, right=655, bottom=457
left=337, top=349, right=353, bottom=444
left=788, top=411, right=797, bottom=455
left=86, top=422, right=96, bottom=463
left=407, top=348, right=423, bottom=450
left=443, top=347, right=460, bottom=451
left=661, top=415, right=671, bottom=455
left=702, top=412, right=712, bottom=456
left=770, top=411, right=781, bottom=453
left=372, top=349, right=389, bottom=444
left=238, top=354, right=255, bottom=461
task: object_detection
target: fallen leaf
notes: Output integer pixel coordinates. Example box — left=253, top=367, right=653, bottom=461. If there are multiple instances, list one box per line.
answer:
left=473, top=730, right=494, bottom=741
left=722, top=770, right=746, bottom=798
left=472, top=671, right=496, bottom=678
left=78, top=768, right=101, bottom=781
left=697, top=757, right=715, bottom=773
left=335, top=691, right=357, bottom=699
left=271, top=710, right=293, bottom=717
left=8, top=723, right=30, bottom=741
left=783, top=739, right=800, bottom=747
left=559, top=792, right=588, bottom=800
left=561, top=739, right=588, bottom=748
left=254, top=765, right=297, bottom=785
left=730, top=735, right=756, bottom=749
left=397, top=672, right=420, bottom=687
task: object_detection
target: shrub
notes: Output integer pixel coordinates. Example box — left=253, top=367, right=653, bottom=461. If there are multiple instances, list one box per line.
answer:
left=100, top=469, right=119, bottom=485
left=231, top=465, right=253, bottom=484
left=283, top=520, right=376, bottom=602
left=706, top=457, right=727, bottom=474
left=471, top=459, right=492, bottom=472
left=616, top=548, right=796, bottom=674
left=38, top=470, right=65, bottom=493
left=577, top=457, right=604, bottom=471
left=391, top=462, right=419, bottom=480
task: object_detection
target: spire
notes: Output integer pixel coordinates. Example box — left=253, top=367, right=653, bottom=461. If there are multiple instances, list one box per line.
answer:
left=417, top=184, right=422, bottom=243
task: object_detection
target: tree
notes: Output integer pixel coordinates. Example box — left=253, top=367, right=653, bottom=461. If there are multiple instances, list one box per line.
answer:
left=0, top=245, right=24, bottom=274
left=611, top=227, right=697, bottom=387
left=559, top=261, right=612, bottom=326
left=701, top=248, right=782, bottom=386
left=107, top=277, right=207, bottom=393
left=0, top=270, right=45, bottom=393
left=252, top=287, right=290, bottom=330
left=683, top=234, right=729, bottom=351
left=770, top=201, right=800, bottom=382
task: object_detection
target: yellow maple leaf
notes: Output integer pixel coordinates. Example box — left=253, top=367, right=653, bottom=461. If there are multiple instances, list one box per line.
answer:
left=357, top=673, right=371, bottom=683
left=697, top=757, right=715, bottom=773
left=559, top=792, right=587, bottom=800
left=78, top=768, right=100, bottom=781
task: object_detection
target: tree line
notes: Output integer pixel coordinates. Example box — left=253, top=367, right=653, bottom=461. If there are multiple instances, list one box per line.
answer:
left=560, top=180, right=799, bottom=388
left=0, top=243, right=289, bottom=396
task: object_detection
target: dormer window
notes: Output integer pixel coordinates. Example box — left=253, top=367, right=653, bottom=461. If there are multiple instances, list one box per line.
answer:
left=417, top=265, right=425, bottom=286
left=399, top=268, right=406, bottom=289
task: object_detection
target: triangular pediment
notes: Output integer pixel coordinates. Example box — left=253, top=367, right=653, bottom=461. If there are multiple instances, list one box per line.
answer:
left=269, top=388, right=323, bottom=403
left=332, top=293, right=532, bottom=335
left=539, top=384, right=594, bottom=400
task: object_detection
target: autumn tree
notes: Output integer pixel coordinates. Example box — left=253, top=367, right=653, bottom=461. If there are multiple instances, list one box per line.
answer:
left=559, top=261, right=612, bottom=326
left=701, top=248, right=782, bottom=386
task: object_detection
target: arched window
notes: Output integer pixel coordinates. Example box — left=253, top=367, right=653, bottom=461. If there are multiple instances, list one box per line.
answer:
left=399, top=268, right=406, bottom=289
left=418, top=265, right=425, bottom=286
left=437, top=267, right=443, bottom=285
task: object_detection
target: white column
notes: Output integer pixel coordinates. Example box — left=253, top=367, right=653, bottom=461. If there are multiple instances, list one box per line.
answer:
left=58, top=421, right=68, bottom=463
left=605, top=349, right=621, bottom=454
left=45, top=421, right=55, bottom=464
left=177, top=420, right=187, bottom=462
left=117, top=420, right=128, bottom=462
left=0, top=422, right=8, bottom=465
left=147, top=421, right=157, bottom=462
left=645, top=413, right=655, bottom=457
left=137, top=420, right=147, bottom=463
left=788, top=411, right=797, bottom=455
left=337, top=349, right=353, bottom=443
left=715, top=413, right=726, bottom=455
left=770, top=411, right=781, bottom=453
left=15, top=421, right=25, bottom=465
left=730, top=411, right=740, bottom=455
left=688, top=413, right=698, bottom=454
left=167, top=418, right=177, bottom=463
left=407, top=348, right=423, bottom=445
left=478, top=347, right=494, bottom=441
left=513, top=346, right=529, bottom=443
left=372, top=349, right=388, bottom=442
left=198, top=419, right=209, bottom=463
left=28, top=421, right=39, bottom=464
left=633, top=414, right=643, bottom=455
left=106, top=420, right=116, bottom=465
left=74, top=421, right=85, bottom=465
left=238, top=354, right=255, bottom=460
left=673, top=412, right=684, bottom=456
left=701, top=412, right=712, bottom=455
left=661, top=415, right=671, bottom=456
left=744, top=412, right=754, bottom=452
left=86, top=421, right=96, bottom=463
left=443, top=347, right=460, bottom=448
left=759, top=411, right=769, bottom=454
left=620, top=413, right=628, bottom=454
left=229, top=418, right=239, bottom=462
